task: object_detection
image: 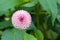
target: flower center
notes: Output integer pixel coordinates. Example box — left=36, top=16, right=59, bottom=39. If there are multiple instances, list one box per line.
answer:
left=19, top=16, right=24, bottom=22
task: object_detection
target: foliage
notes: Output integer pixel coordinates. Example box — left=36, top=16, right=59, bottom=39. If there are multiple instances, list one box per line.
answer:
left=0, top=0, right=60, bottom=40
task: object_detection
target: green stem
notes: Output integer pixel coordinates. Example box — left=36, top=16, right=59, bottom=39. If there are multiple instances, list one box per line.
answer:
left=35, top=4, right=40, bottom=29
left=42, top=21, right=48, bottom=40
left=35, top=4, right=48, bottom=40
left=36, top=14, right=40, bottom=28
left=21, top=30, right=24, bottom=40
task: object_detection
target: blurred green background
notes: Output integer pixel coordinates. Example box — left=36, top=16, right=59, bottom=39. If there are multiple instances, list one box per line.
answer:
left=0, top=0, right=60, bottom=40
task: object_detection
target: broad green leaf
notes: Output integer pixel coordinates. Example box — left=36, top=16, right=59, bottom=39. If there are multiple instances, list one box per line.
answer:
left=39, top=0, right=58, bottom=25
left=1, top=28, right=37, bottom=40
left=0, top=0, right=30, bottom=16
left=1, top=28, right=22, bottom=40
left=48, top=0, right=58, bottom=25
left=22, top=0, right=38, bottom=7
left=57, top=4, right=60, bottom=22
left=57, top=0, right=60, bottom=4
left=24, top=32, right=37, bottom=40
left=34, top=29, right=44, bottom=40
left=39, top=0, right=50, bottom=12
left=0, top=21, right=12, bottom=29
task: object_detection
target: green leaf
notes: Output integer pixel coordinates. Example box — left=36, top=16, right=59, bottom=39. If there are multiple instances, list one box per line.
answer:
left=0, top=0, right=30, bottom=16
left=57, top=4, right=60, bottom=22
left=39, top=0, right=50, bottom=12
left=57, top=15, right=60, bottom=22
left=57, top=0, right=60, bottom=4
left=1, top=28, right=37, bottom=40
left=22, top=0, right=38, bottom=7
left=1, top=28, right=22, bottom=40
left=34, top=29, right=44, bottom=40
left=39, top=0, right=58, bottom=25
left=24, top=32, right=37, bottom=40
left=0, top=21, right=12, bottom=29
left=47, top=30, right=58, bottom=40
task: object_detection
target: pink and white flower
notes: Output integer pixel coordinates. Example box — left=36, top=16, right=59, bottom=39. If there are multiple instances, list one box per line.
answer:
left=12, top=10, right=32, bottom=30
